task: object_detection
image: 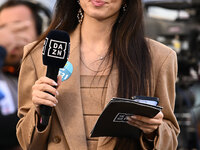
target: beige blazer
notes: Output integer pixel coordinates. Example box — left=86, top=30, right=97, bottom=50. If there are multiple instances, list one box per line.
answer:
left=17, top=26, right=180, bottom=150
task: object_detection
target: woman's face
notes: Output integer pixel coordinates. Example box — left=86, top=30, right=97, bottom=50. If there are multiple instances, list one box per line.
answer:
left=80, top=0, right=123, bottom=21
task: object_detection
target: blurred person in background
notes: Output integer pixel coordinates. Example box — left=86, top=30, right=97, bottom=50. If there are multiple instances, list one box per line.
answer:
left=0, top=0, right=51, bottom=149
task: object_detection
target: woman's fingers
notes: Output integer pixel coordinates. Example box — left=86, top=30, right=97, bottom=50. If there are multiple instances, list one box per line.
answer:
left=35, top=76, right=58, bottom=86
left=127, top=120, right=156, bottom=134
left=32, top=83, right=59, bottom=96
left=127, top=112, right=163, bottom=134
left=32, top=90, right=58, bottom=105
left=32, top=95, right=58, bottom=107
left=127, top=117, right=156, bottom=129
left=129, top=114, right=163, bottom=125
left=32, top=76, right=61, bottom=112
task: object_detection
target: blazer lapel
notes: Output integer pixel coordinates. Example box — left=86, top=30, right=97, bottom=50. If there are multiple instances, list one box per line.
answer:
left=55, top=25, right=88, bottom=150
left=97, top=65, right=119, bottom=150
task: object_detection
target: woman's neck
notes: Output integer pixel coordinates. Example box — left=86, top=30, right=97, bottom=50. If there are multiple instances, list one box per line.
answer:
left=80, top=14, right=115, bottom=76
left=81, top=14, right=115, bottom=52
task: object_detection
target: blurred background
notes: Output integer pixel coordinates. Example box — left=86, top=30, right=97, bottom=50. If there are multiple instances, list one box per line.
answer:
left=0, top=0, right=56, bottom=150
left=143, top=0, right=200, bottom=149
left=0, top=0, right=56, bottom=11
left=0, top=0, right=199, bottom=150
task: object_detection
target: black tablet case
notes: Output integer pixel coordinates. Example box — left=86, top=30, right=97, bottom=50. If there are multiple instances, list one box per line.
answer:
left=90, top=97, right=162, bottom=139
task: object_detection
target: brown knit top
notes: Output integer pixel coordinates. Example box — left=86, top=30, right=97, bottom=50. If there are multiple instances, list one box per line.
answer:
left=80, top=75, right=108, bottom=150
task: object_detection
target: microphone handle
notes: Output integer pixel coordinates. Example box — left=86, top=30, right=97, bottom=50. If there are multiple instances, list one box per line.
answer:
left=40, top=66, right=59, bottom=126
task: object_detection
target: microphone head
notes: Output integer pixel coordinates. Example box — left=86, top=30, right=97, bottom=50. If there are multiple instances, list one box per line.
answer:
left=42, top=30, right=70, bottom=68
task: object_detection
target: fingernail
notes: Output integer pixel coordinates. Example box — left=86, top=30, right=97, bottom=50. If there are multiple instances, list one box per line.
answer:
left=131, top=115, right=136, bottom=119
left=53, top=81, right=58, bottom=86
left=56, top=91, right=59, bottom=96
left=54, top=104, right=56, bottom=107
left=126, top=116, right=131, bottom=121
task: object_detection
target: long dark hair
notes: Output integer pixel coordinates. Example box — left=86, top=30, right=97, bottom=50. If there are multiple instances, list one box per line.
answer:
left=27, top=0, right=152, bottom=98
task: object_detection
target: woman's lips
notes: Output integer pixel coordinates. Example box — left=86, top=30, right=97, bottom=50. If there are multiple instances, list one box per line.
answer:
left=91, top=0, right=106, bottom=7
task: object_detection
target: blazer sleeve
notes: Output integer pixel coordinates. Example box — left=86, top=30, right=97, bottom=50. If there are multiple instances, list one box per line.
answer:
left=140, top=50, right=180, bottom=149
left=16, top=44, right=51, bottom=150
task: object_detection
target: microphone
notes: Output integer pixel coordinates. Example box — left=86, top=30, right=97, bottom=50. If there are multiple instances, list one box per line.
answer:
left=40, top=30, right=70, bottom=126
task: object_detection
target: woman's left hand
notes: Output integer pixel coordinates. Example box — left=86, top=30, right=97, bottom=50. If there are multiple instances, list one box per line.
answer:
left=127, top=111, right=163, bottom=135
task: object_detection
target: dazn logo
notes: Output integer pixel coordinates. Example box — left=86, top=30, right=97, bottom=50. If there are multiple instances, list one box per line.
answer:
left=47, top=39, right=68, bottom=59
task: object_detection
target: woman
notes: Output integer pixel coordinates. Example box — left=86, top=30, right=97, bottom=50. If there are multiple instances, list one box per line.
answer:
left=17, top=0, right=180, bottom=149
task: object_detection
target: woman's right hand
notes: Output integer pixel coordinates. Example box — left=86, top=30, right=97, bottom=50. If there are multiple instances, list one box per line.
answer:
left=32, top=76, right=61, bottom=115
